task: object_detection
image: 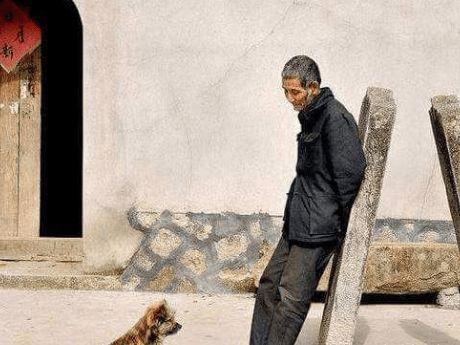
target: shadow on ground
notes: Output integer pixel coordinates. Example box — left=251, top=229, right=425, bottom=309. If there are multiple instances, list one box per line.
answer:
left=295, top=317, right=370, bottom=345
left=399, top=319, right=460, bottom=345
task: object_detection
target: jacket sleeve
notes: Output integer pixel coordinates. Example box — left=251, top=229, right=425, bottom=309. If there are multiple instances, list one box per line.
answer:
left=323, top=111, right=367, bottom=227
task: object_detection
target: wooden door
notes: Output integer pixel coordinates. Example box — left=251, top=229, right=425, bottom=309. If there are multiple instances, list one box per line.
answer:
left=0, top=47, right=41, bottom=238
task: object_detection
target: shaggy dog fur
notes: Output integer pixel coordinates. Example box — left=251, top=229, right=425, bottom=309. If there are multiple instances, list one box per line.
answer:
left=110, top=299, right=182, bottom=345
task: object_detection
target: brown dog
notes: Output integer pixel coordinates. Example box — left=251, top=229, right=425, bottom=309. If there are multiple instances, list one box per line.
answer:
left=110, top=299, right=182, bottom=345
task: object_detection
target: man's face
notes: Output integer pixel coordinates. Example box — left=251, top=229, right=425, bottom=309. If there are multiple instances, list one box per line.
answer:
left=281, top=77, right=311, bottom=111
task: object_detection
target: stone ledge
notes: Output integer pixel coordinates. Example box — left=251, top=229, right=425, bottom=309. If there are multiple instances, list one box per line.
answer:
left=317, top=243, right=460, bottom=294
left=0, top=238, right=83, bottom=262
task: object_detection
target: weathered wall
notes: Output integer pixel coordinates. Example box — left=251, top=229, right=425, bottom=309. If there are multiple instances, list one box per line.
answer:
left=120, top=210, right=460, bottom=294
left=74, top=0, right=460, bottom=268
left=76, top=0, right=142, bottom=270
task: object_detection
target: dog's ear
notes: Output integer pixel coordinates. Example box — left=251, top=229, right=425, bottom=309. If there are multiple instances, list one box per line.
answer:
left=162, top=299, right=171, bottom=311
left=158, top=299, right=175, bottom=318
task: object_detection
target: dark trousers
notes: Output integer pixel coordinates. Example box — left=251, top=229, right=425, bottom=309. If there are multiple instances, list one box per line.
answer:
left=249, top=233, right=341, bottom=345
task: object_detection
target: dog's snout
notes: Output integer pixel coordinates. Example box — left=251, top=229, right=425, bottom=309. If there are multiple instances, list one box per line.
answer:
left=169, top=321, right=182, bottom=335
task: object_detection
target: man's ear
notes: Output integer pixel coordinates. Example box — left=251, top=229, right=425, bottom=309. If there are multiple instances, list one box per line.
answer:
left=307, top=81, right=320, bottom=95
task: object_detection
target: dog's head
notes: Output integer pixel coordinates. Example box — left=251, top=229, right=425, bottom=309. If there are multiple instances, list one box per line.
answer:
left=150, top=299, right=182, bottom=337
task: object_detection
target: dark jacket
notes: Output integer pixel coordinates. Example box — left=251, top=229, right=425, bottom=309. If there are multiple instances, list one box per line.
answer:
left=282, top=87, right=366, bottom=243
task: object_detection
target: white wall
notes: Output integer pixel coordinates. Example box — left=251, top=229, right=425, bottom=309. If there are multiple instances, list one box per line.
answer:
left=76, top=0, right=460, bottom=268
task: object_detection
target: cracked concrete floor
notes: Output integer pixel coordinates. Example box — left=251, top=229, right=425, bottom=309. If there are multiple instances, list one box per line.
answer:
left=0, top=289, right=459, bottom=345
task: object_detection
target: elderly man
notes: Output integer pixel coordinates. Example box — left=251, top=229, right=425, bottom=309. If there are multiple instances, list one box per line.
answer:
left=249, top=55, right=366, bottom=345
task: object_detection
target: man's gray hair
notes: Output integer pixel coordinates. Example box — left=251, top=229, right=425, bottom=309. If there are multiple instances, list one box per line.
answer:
left=281, top=55, right=321, bottom=88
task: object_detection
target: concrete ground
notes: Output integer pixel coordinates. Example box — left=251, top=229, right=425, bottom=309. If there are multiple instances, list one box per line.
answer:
left=1, top=289, right=459, bottom=345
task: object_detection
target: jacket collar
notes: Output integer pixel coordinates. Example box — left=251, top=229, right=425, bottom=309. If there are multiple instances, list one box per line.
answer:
left=298, top=87, right=334, bottom=128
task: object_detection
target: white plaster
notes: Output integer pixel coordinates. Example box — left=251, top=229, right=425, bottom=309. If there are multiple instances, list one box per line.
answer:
left=78, top=0, right=460, bottom=267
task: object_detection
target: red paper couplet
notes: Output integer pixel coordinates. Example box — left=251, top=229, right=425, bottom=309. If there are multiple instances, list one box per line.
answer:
left=0, top=0, right=41, bottom=73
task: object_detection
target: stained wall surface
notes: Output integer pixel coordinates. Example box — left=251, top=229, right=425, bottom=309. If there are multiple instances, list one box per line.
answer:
left=74, top=0, right=460, bottom=268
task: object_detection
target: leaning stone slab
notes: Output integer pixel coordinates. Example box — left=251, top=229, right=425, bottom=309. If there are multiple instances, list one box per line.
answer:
left=318, top=87, right=396, bottom=345
left=430, top=95, right=460, bottom=250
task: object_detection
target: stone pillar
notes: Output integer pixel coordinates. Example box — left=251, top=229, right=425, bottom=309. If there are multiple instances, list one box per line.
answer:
left=318, top=87, right=396, bottom=345
left=429, top=95, right=460, bottom=250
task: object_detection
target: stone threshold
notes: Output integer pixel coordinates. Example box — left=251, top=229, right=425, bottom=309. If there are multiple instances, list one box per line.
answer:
left=0, top=260, right=121, bottom=291
left=0, top=237, right=84, bottom=262
left=0, top=274, right=122, bottom=291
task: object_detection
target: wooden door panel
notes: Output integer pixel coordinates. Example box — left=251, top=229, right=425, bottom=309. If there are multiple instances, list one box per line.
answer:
left=0, top=48, right=40, bottom=238
left=18, top=49, right=41, bottom=237
left=0, top=62, right=19, bottom=237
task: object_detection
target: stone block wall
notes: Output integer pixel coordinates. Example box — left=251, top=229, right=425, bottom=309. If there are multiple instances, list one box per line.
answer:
left=121, top=209, right=282, bottom=293
left=372, top=218, right=457, bottom=244
left=119, top=207, right=460, bottom=294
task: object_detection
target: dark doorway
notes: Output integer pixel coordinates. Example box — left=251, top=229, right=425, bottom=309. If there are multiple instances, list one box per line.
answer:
left=14, top=0, right=83, bottom=237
